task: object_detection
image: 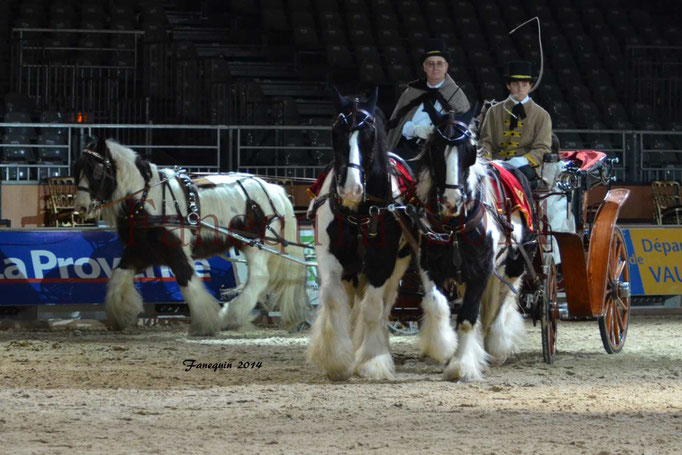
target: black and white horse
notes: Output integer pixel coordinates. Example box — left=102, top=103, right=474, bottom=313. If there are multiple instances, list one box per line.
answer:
left=73, top=138, right=308, bottom=335
left=307, top=89, right=412, bottom=380
left=416, top=109, right=535, bottom=381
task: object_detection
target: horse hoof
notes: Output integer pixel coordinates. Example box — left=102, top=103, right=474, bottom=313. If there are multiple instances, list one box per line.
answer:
left=355, top=354, right=395, bottom=380
left=326, top=369, right=353, bottom=382
left=443, top=360, right=484, bottom=382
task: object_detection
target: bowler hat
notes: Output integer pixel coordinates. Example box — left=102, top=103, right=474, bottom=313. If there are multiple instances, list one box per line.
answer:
left=504, top=61, right=535, bottom=82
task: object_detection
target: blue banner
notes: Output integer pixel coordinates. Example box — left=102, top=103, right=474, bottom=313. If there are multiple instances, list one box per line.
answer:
left=622, top=227, right=682, bottom=296
left=0, top=229, right=236, bottom=305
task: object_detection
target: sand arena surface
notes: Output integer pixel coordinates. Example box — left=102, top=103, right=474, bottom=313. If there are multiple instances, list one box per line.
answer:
left=0, top=314, right=680, bottom=454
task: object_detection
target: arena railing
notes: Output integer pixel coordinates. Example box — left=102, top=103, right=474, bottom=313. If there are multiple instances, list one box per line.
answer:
left=0, top=123, right=680, bottom=184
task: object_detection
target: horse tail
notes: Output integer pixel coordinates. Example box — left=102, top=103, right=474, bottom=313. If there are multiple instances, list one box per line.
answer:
left=266, top=184, right=309, bottom=331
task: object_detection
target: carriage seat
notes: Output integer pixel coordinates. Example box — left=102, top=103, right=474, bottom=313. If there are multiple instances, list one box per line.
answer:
left=489, top=162, right=534, bottom=230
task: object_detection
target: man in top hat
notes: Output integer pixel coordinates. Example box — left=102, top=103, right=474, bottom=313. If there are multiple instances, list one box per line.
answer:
left=387, top=38, right=470, bottom=160
left=478, top=61, right=552, bottom=179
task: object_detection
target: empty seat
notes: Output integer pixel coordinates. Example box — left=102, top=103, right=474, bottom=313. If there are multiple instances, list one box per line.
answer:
left=573, top=101, right=602, bottom=129
left=292, top=12, right=320, bottom=49
left=359, top=61, right=386, bottom=86
left=314, top=0, right=340, bottom=12
left=375, top=26, right=401, bottom=47
left=290, top=0, right=313, bottom=11
left=326, top=44, right=354, bottom=67
left=385, top=63, right=413, bottom=82
left=343, top=0, right=369, bottom=13
left=319, top=12, right=347, bottom=45
left=402, top=14, right=428, bottom=33
left=383, top=46, right=411, bottom=67
left=423, top=0, right=449, bottom=17
left=262, top=0, right=289, bottom=31
left=429, top=16, right=455, bottom=34
left=558, top=133, right=585, bottom=149
left=602, top=102, right=631, bottom=130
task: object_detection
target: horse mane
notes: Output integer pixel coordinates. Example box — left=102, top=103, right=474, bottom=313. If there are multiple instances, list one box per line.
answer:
left=102, top=139, right=156, bottom=223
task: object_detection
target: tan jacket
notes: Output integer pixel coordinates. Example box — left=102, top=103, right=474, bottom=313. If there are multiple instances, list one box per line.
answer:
left=479, top=98, right=552, bottom=174
left=387, top=74, right=470, bottom=150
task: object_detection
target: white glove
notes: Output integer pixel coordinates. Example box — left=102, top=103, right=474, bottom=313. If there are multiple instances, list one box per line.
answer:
left=413, top=124, right=434, bottom=140
left=507, top=156, right=530, bottom=168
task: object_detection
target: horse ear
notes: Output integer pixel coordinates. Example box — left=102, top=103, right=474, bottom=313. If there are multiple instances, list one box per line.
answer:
left=457, top=103, right=478, bottom=128
left=426, top=100, right=446, bottom=125
left=366, top=86, right=378, bottom=113
left=332, top=86, right=350, bottom=111
left=95, top=137, right=107, bottom=154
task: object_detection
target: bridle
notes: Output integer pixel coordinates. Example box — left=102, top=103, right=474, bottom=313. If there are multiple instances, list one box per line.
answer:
left=76, top=148, right=118, bottom=208
left=76, top=147, right=153, bottom=218
left=428, top=112, right=474, bottom=204
left=332, top=98, right=377, bottom=202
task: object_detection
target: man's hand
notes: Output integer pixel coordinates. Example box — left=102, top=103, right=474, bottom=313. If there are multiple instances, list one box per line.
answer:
left=413, top=124, right=434, bottom=140
left=506, top=156, right=529, bottom=168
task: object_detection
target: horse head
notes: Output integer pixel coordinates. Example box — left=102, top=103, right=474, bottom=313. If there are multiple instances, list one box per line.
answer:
left=73, top=137, right=118, bottom=218
left=331, top=87, right=384, bottom=208
left=423, top=104, right=477, bottom=216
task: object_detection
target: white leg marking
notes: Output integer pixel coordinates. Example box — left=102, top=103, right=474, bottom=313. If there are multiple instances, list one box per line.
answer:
left=354, top=284, right=395, bottom=380
left=443, top=320, right=489, bottom=382
left=180, top=274, right=222, bottom=336
left=220, top=246, right=270, bottom=330
left=105, top=268, right=143, bottom=330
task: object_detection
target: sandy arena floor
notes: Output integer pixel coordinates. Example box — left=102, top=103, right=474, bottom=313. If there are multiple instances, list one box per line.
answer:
left=0, top=314, right=680, bottom=455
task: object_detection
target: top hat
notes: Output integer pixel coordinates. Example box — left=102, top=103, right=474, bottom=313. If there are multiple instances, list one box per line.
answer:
left=504, top=61, right=535, bottom=82
left=422, top=38, right=450, bottom=63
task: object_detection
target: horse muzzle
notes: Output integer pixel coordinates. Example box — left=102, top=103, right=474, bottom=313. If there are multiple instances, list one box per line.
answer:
left=337, top=184, right=363, bottom=207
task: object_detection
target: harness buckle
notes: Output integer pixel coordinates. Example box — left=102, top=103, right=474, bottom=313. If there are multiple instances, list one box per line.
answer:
left=368, top=205, right=380, bottom=217
left=187, top=211, right=200, bottom=226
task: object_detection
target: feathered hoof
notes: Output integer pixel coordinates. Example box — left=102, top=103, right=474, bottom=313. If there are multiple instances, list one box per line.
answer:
left=219, top=304, right=250, bottom=331
left=188, top=320, right=221, bottom=337
left=443, top=357, right=485, bottom=382
left=105, top=307, right=140, bottom=332
left=307, top=341, right=355, bottom=382
left=487, top=353, right=510, bottom=368
left=326, top=367, right=354, bottom=382
left=354, top=353, right=395, bottom=380
left=418, top=326, right=457, bottom=364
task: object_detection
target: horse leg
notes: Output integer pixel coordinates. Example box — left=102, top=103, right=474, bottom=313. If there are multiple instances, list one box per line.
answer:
left=350, top=279, right=365, bottom=352
left=105, top=267, right=143, bottom=330
left=220, top=246, right=270, bottom=330
left=307, top=268, right=355, bottom=381
left=417, top=269, right=457, bottom=363
left=485, top=269, right=526, bottom=366
left=354, top=283, right=395, bottom=379
left=171, top=249, right=221, bottom=337
left=382, top=254, right=412, bottom=346
left=443, top=278, right=489, bottom=382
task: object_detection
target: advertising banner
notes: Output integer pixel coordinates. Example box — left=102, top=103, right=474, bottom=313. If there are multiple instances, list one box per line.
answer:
left=0, top=229, right=236, bottom=305
left=623, top=227, right=682, bottom=296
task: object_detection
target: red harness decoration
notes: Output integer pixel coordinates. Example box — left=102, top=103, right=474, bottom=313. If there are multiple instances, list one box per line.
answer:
left=389, top=158, right=417, bottom=203
left=559, top=150, right=606, bottom=172
left=306, top=160, right=417, bottom=202
left=489, top=162, right=534, bottom=231
left=307, top=167, right=331, bottom=199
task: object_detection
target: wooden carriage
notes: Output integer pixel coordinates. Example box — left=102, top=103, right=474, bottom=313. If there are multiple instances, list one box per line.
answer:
left=525, top=151, right=630, bottom=363
left=392, top=151, right=632, bottom=364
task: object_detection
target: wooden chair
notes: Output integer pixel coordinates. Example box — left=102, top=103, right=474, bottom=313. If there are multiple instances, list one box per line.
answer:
left=651, top=180, right=682, bottom=225
left=47, top=177, right=96, bottom=227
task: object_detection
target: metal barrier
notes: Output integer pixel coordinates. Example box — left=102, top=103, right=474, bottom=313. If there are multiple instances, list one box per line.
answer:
left=0, top=123, right=681, bottom=184
left=11, top=28, right=144, bottom=123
